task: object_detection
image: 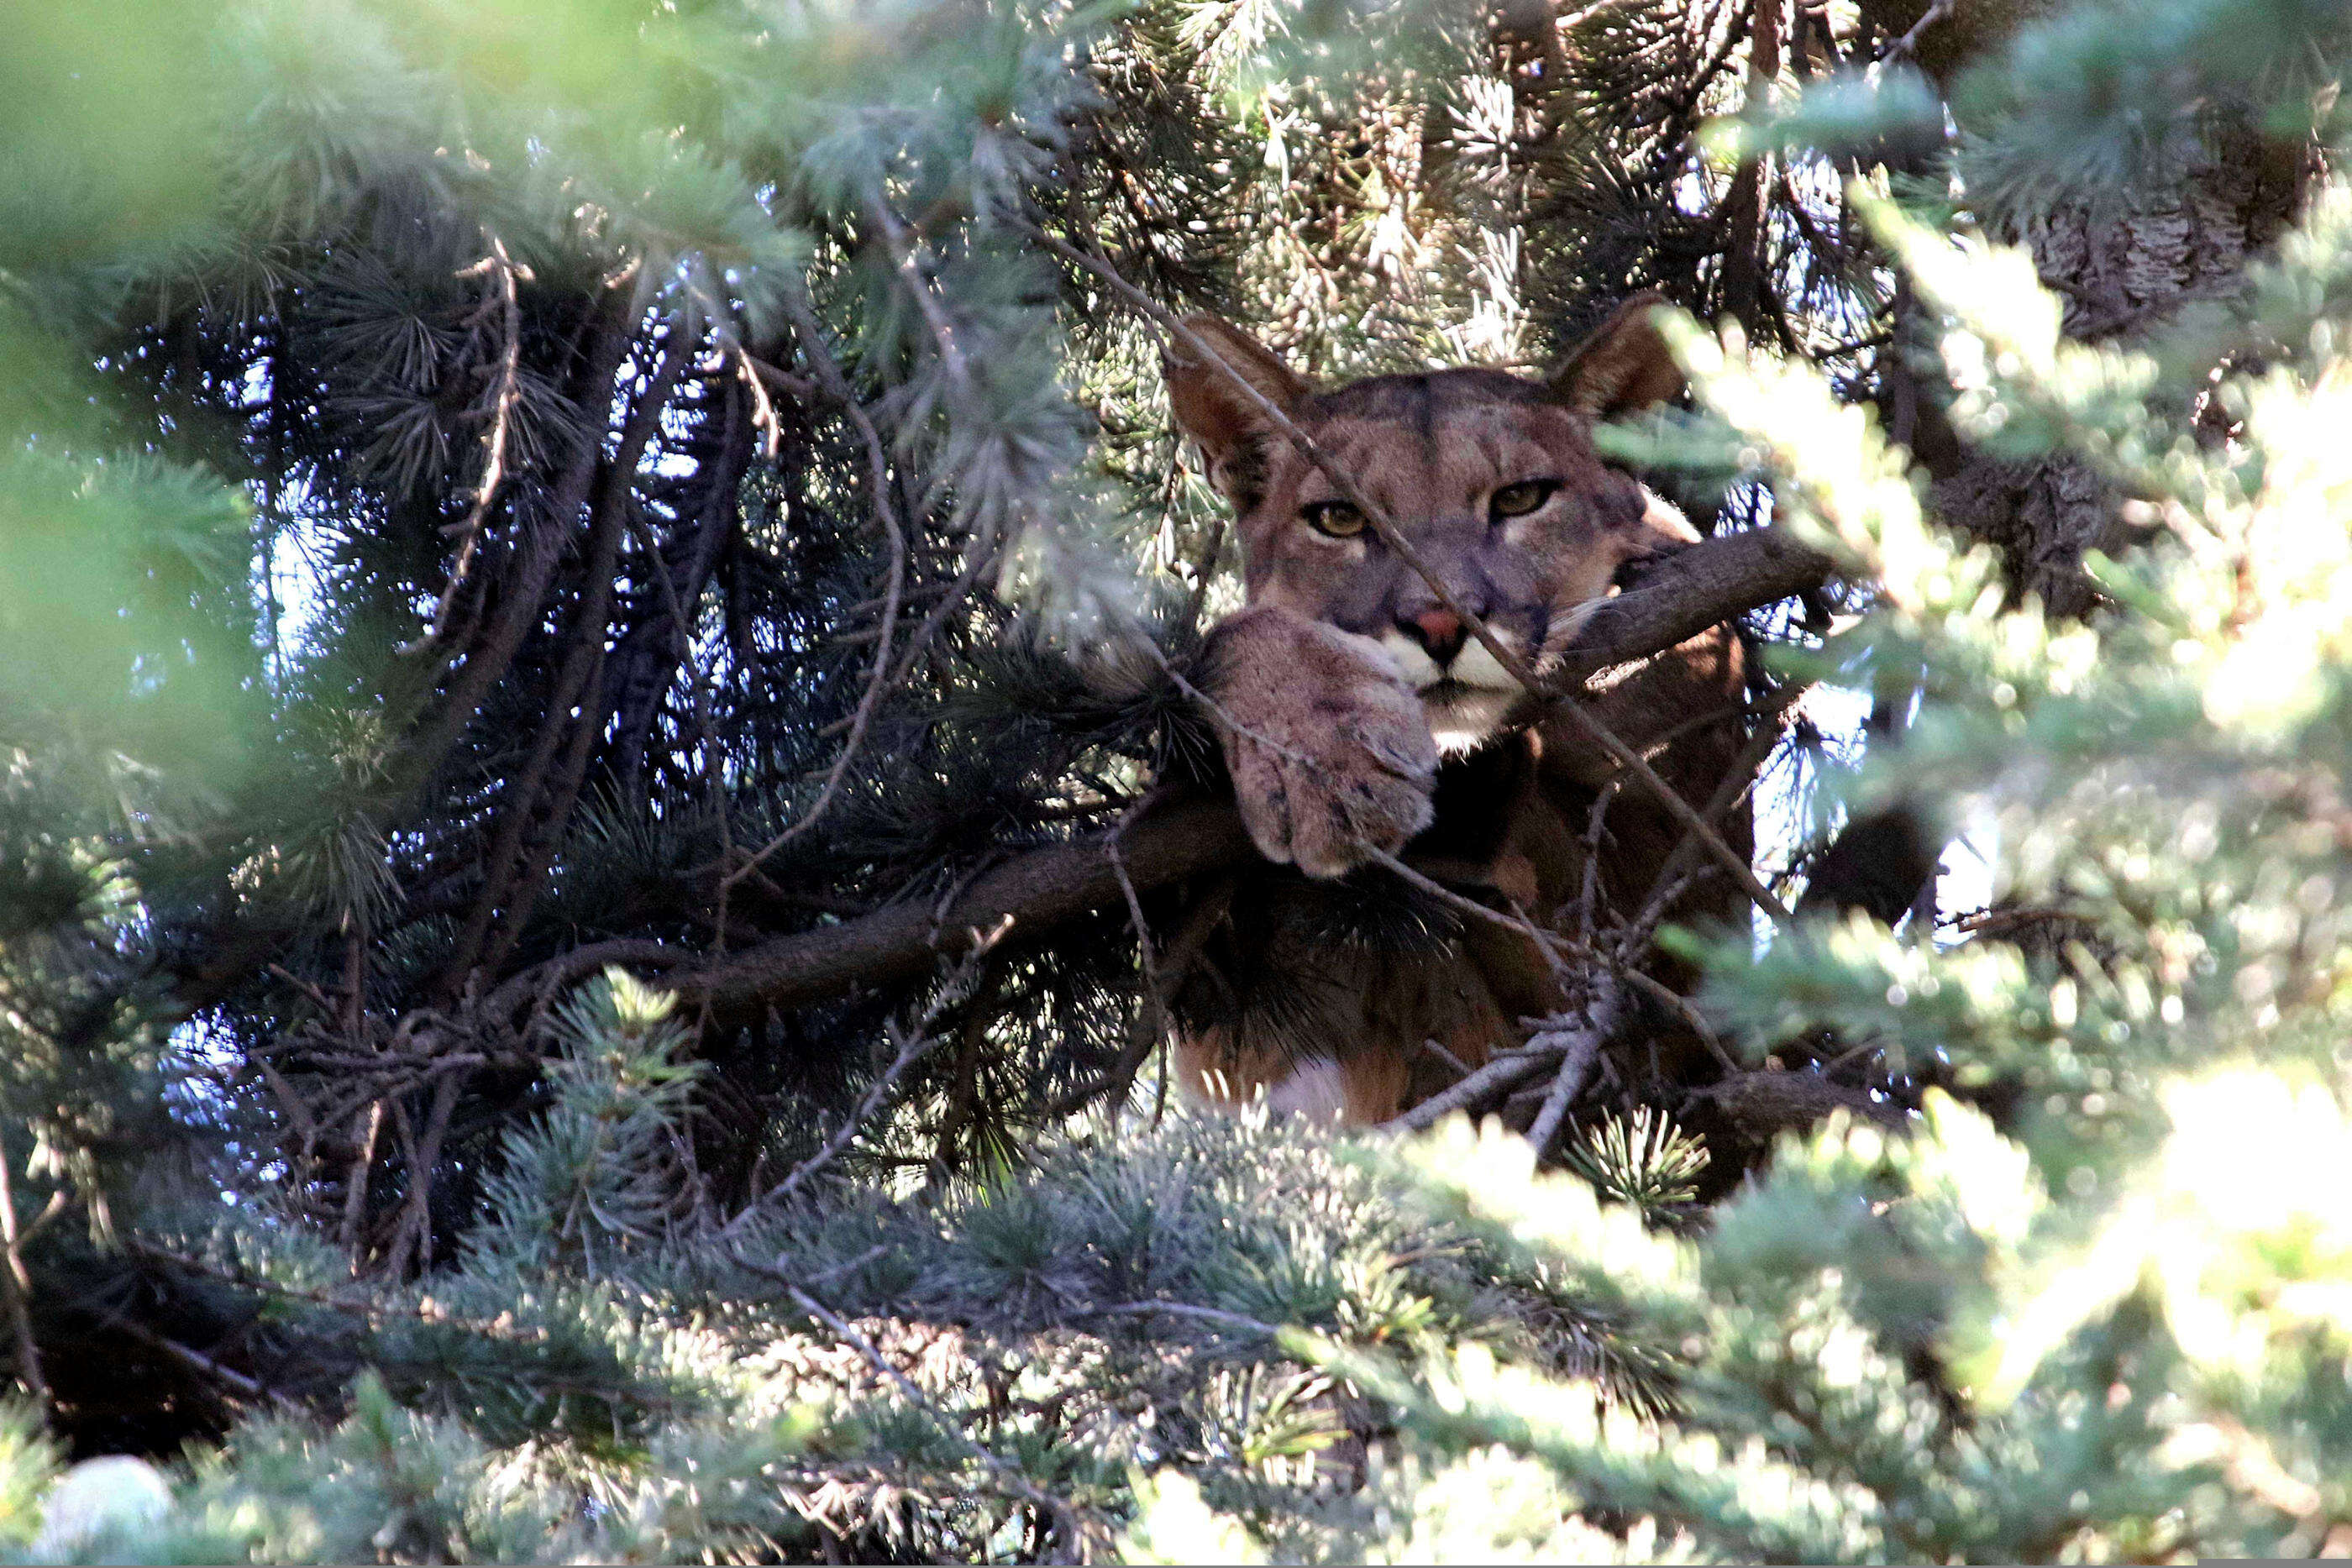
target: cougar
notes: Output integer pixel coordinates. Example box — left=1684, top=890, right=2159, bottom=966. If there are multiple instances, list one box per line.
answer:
left=1159, top=296, right=1751, bottom=1124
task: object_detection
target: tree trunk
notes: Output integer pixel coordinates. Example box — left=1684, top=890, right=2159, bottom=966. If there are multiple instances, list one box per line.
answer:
left=1865, top=0, right=2316, bottom=616
left=1796, top=0, right=2321, bottom=927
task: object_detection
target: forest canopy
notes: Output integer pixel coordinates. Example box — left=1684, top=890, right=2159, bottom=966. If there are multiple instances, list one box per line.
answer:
left=2, top=0, right=2351, bottom=1560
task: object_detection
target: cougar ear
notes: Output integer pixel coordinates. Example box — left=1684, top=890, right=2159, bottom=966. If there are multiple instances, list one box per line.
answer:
left=1547, top=291, right=1685, bottom=419
left=1161, top=315, right=1312, bottom=493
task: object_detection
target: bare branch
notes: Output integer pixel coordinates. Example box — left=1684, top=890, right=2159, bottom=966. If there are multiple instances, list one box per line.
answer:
left=405, top=289, right=638, bottom=789
left=381, top=1072, right=463, bottom=1280
left=728, top=1255, right=1093, bottom=1560
left=1042, top=866, right=1234, bottom=1120
left=871, top=199, right=979, bottom=401
left=446, top=333, right=685, bottom=994
left=405, top=233, right=530, bottom=656
left=1879, top=0, right=1956, bottom=64
left=1523, top=992, right=1614, bottom=1157
left=0, top=1129, right=49, bottom=1416
left=1381, top=1046, right=1556, bottom=1135
left=339, top=1100, right=383, bottom=1264
left=680, top=794, right=1254, bottom=1018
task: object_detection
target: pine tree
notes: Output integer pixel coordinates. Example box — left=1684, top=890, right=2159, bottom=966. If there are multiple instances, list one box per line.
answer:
left=2, top=0, right=2349, bottom=1561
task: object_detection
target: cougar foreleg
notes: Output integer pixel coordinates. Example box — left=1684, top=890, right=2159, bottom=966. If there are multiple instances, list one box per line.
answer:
left=1203, top=605, right=1438, bottom=879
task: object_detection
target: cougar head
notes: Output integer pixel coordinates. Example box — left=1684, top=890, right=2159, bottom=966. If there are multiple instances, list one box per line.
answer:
left=1163, top=297, right=1693, bottom=752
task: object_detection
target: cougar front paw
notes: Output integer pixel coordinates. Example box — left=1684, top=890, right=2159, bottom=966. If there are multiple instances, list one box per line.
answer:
left=1205, top=607, right=1439, bottom=879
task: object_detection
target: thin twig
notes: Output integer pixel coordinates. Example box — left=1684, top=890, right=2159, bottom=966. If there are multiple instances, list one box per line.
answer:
left=339, top=1099, right=383, bottom=1264
left=1043, top=867, right=1233, bottom=1119
left=0, top=1130, right=48, bottom=1415
left=1416, top=1037, right=1475, bottom=1083
left=885, top=526, right=1006, bottom=691
left=1880, top=0, right=1956, bottom=63
left=1573, top=782, right=1615, bottom=950
left=1366, top=848, right=1598, bottom=979
left=475, top=630, right=611, bottom=978
left=1524, top=994, right=1614, bottom=1157
left=98, top=1309, right=270, bottom=1403
left=1621, top=694, right=1801, bottom=952
left=1367, top=847, right=1739, bottom=1074
left=1622, top=962, right=1740, bottom=1074
left=454, top=330, right=685, bottom=989
left=265, top=962, right=339, bottom=1015
left=132, top=1242, right=546, bottom=1341
left=407, top=233, right=529, bottom=655
left=629, top=493, right=746, bottom=1010
left=748, top=1023, right=936, bottom=1216
left=738, top=344, right=783, bottom=461
left=870, top=201, right=979, bottom=401
left=381, top=1072, right=462, bottom=1279
left=782, top=1277, right=1089, bottom=1560
left=1105, top=807, right=1163, bottom=1072
left=1087, top=1300, right=1284, bottom=1335
left=1380, top=1047, right=1557, bottom=1135
left=806, top=1242, right=893, bottom=1291
left=397, top=286, right=636, bottom=839
left=1547, top=701, right=1790, bottom=922
left=744, top=353, right=818, bottom=401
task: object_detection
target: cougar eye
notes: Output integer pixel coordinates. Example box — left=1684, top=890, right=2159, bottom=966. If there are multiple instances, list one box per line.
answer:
left=1488, top=480, right=1559, bottom=521
left=1302, top=500, right=1367, bottom=539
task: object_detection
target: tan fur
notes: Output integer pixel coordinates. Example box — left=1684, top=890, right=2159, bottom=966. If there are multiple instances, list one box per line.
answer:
left=1162, top=299, right=1751, bottom=1125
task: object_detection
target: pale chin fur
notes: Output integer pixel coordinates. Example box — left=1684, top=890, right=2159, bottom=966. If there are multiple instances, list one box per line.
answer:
left=1260, top=1058, right=1351, bottom=1121
left=1377, top=629, right=1525, bottom=754
left=1426, top=689, right=1517, bottom=753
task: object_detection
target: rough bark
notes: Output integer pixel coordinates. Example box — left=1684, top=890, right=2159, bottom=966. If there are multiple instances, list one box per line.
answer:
left=1554, top=525, right=1830, bottom=683
left=1798, top=0, right=2321, bottom=928
left=675, top=795, right=1257, bottom=1018
left=1862, top=0, right=2317, bottom=616
left=1928, top=128, right=2311, bottom=616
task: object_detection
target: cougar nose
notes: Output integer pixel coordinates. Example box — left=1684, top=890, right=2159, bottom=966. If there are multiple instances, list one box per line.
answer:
left=1401, top=608, right=1467, bottom=667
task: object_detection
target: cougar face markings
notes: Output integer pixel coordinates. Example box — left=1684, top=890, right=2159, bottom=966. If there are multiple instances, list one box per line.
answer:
left=1168, top=314, right=1688, bottom=763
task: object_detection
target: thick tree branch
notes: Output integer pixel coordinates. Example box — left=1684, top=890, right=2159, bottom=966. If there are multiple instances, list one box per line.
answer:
left=673, top=794, right=1255, bottom=1017
left=1552, top=526, right=1830, bottom=682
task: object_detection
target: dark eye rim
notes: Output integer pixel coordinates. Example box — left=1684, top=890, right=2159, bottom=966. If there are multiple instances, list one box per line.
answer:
left=1488, top=478, right=1562, bottom=520
left=1301, top=500, right=1368, bottom=538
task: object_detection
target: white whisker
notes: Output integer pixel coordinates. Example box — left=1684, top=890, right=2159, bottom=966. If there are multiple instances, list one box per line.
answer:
left=1541, top=594, right=1609, bottom=658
